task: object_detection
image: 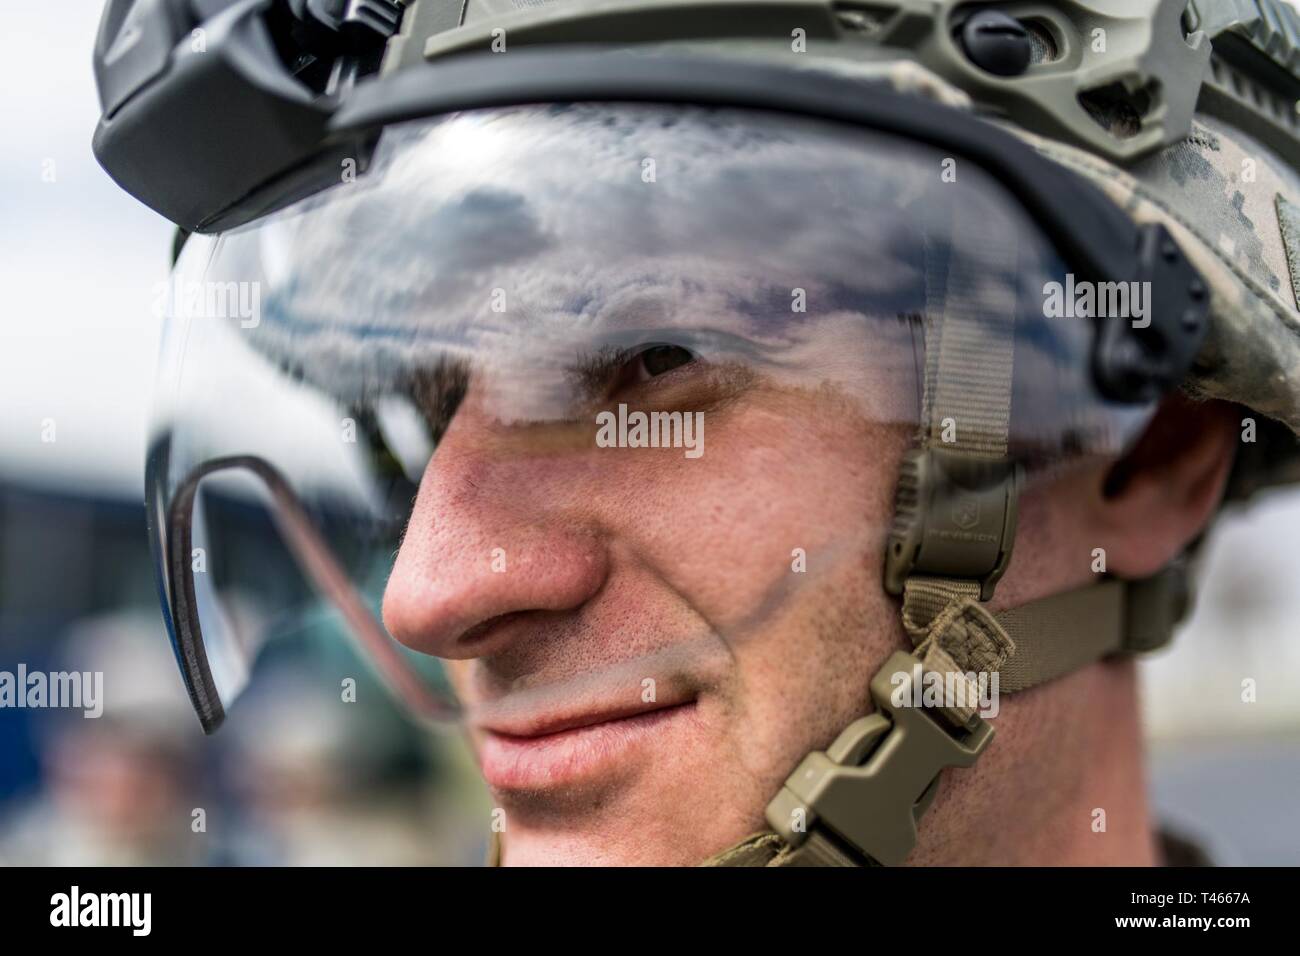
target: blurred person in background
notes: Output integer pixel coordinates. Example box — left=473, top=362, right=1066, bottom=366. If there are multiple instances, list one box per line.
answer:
left=218, top=664, right=485, bottom=866
left=0, top=612, right=202, bottom=865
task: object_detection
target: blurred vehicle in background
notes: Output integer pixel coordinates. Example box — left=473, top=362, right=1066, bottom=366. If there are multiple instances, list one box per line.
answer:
left=0, top=476, right=490, bottom=865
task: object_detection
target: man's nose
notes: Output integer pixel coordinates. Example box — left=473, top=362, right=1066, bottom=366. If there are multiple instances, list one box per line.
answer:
left=381, top=420, right=609, bottom=661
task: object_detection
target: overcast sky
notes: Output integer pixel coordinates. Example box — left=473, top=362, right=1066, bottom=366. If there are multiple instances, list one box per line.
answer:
left=0, top=2, right=172, bottom=496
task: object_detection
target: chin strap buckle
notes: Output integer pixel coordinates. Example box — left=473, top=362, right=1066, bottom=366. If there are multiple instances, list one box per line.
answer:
left=764, top=650, right=994, bottom=866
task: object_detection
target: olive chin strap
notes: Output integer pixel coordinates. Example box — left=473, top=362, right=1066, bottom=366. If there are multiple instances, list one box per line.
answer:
left=705, top=205, right=1186, bottom=869
left=702, top=571, right=1184, bottom=868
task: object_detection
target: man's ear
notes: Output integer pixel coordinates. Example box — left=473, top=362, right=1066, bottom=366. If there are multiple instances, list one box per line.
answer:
left=1091, top=395, right=1240, bottom=579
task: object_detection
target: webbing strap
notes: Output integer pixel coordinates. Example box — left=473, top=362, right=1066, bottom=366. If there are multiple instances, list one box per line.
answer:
left=715, top=207, right=1029, bottom=868
left=702, top=196, right=1199, bottom=869
left=994, top=579, right=1128, bottom=692
left=902, top=575, right=1148, bottom=698
left=776, top=832, right=866, bottom=867
left=497, top=824, right=864, bottom=867
left=907, top=207, right=1020, bottom=720
left=712, top=207, right=1113, bottom=869
left=900, top=576, right=1014, bottom=727
left=702, top=574, right=1169, bottom=869
left=702, top=830, right=868, bottom=868
left=919, top=215, right=1016, bottom=457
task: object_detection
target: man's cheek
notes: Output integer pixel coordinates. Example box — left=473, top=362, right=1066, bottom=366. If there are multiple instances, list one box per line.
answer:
left=653, top=507, right=872, bottom=643
left=441, top=660, right=476, bottom=704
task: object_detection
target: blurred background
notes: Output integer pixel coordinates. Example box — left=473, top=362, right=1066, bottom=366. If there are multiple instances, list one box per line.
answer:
left=0, top=1, right=490, bottom=865
left=1, top=2, right=1297, bottom=865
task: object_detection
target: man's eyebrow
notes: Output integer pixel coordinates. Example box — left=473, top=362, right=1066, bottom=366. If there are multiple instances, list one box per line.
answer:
left=566, top=344, right=633, bottom=400
left=404, top=343, right=635, bottom=437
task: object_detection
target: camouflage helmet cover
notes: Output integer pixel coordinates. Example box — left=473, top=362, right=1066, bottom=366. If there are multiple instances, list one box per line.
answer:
left=382, top=0, right=1300, bottom=499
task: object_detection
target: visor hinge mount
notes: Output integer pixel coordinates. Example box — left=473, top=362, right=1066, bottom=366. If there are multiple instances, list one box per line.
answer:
left=883, top=448, right=1020, bottom=602
left=282, top=0, right=408, bottom=92
left=764, top=650, right=994, bottom=866
left=1091, top=222, right=1211, bottom=404
left=291, top=0, right=407, bottom=54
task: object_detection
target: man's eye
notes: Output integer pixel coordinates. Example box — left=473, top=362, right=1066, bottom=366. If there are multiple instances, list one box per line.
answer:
left=591, top=343, right=701, bottom=400
left=633, top=344, right=695, bottom=382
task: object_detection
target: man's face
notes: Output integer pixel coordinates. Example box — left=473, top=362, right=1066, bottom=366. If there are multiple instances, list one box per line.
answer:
left=381, top=341, right=912, bottom=865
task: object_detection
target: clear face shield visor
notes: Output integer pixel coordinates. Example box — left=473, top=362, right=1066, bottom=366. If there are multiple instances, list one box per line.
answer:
left=146, top=102, right=1149, bottom=735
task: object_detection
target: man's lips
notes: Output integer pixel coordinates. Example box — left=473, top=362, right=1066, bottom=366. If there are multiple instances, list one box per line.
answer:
left=463, top=636, right=731, bottom=792
left=475, top=697, right=701, bottom=791
left=477, top=690, right=696, bottom=739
